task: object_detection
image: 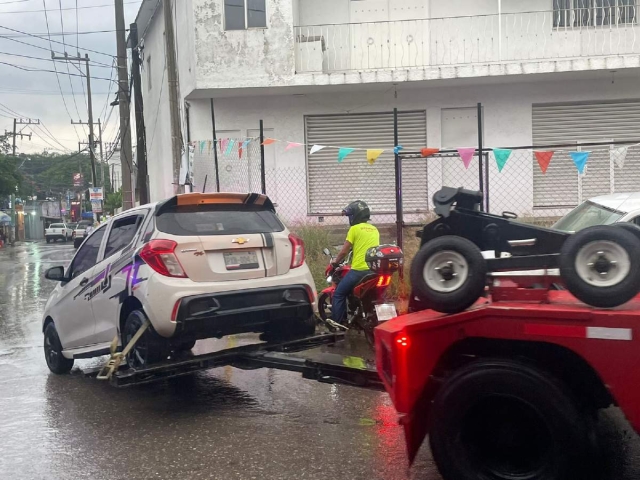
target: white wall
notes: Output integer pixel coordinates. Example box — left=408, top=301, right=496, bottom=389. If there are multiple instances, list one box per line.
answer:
left=185, top=75, right=639, bottom=221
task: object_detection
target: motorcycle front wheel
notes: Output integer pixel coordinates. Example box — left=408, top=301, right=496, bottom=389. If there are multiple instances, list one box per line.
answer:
left=317, top=292, right=332, bottom=321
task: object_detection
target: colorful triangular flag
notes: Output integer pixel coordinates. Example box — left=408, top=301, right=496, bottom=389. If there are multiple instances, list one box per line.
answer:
left=239, top=139, right=251, bottom=159
left=534, top=151, right=554, bottom=174
left=367, top=149, right=385, bottom=165
left=207, top=140, right=212, bottom=153
left=285, top=142, right=303, bottom=151
left=220, top=139, right=229, bottom=153
left=310, top=145, right=326, bottom=154
left=457, top=148, right=475, bottom=169
left=199, top=140, right=206, bottom=154
left=225, top=139, right=236, bottom=156
left=493, top=149, right=512, bottom=172
left=612, top=146, right=628, bottom=169
left=393, top=145, right=404, bottom=155
left=420, top=148, right=440, bottom=158
left=261, top=138, right=276, bottom=146
left=338, top=147, right=355, bottom=163
left=570, top=151, right=590, bottom=174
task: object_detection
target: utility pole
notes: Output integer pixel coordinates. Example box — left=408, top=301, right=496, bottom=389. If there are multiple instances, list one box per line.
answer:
left=130, top=22, right=149, bottom=204
left=115, top=0, right=134, bottom=210
left=53, top=52, right=97, bottom=187
left=164, top=0, right=183, bottom=194
left=5, top=118, right=37, bottom=155
left=98, top=119, right=104, bottom=188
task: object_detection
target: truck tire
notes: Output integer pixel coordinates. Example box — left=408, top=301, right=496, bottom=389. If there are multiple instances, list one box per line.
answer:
left=429, top=359, right=597, bottom=480
left=560, top=225, right=640, bottom=308
left=44, top=323, right=74, bottom=374
left=122, top=310, right=169, bottom=369
left=410, top=236, right=487, bottom=313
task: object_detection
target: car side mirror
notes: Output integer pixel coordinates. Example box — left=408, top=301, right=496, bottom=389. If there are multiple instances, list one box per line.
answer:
left=45, top=266, right=66, bottom=282
left=323, top=248, right=331, bottom=256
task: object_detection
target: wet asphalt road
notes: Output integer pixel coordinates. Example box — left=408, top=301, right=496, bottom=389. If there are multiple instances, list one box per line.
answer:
left=2, top=243, right=640, bottom=480
left=0, top=242, right=439, bottom=480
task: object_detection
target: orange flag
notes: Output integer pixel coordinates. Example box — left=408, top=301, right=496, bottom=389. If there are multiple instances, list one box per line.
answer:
left=534, top=151, right=554, bottom=174
left=261, top=138, right=276, bottom=146
left=421, top=148, right=440, bottom=157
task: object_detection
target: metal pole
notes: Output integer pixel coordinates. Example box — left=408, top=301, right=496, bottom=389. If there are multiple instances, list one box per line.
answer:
left=98, top=118, right=104, bottom=188
left=210, top=98, right=220, bottom=192
left=259, top=119, right=266, bottom=195
left=477, top=102, right=485, bottom=211
left=484, top=153, right=490, bottom=213
left=84, top=55, right=98, bottom=188
left=115, top=0, right=134, bottom=209
left=130, top=22, right=149, bottom=204
left=394, top=108, right=404, bottom=257
left=12, top=118, right=16, bottom=156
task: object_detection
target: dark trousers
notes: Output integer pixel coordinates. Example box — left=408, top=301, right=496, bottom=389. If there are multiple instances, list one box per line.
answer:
left=331, top=269, right=372, bottom=324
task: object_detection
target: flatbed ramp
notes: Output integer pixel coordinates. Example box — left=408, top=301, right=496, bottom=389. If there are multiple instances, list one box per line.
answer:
left=86, top=333, right=382, bottom=390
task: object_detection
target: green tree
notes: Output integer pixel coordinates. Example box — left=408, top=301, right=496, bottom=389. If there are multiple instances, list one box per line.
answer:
left=104, top=189, right=123, bottom=215
left=0, top=156, right=22, bottom=197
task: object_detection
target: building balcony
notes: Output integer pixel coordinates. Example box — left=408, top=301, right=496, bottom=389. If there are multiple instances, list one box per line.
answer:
left=294, top=7, right=640, bottom=76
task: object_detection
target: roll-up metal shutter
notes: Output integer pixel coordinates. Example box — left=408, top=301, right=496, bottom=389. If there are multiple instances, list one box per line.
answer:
left=532, top=100, right=640, bottom=209
left=305, top=110, right=427, bottom=215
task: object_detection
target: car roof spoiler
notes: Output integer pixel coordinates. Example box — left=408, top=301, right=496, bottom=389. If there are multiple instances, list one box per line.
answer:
left=156, top=192, right=276, bottom=215
left=433, top=186, right=484, bottom=218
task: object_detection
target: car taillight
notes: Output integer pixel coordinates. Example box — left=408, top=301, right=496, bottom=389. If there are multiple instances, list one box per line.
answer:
left=139, top=239, right=187, bottom=278
left=289, top=233, right=305, bottom=269
left=377, top=274, right=392, bottom=287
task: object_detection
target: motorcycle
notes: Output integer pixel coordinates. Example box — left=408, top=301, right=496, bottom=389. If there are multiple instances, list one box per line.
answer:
left=317, top=244, right=403, bottom=345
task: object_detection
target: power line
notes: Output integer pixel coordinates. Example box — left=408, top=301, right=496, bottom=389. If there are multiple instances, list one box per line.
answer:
left=0, top=59, right=119, bottom=81
left=0, top=1, right=141, bottom=14
left=0, top=0, right=31, bottom=5
left=0, top=49, right=112, bottom=68
left=0, top=28, right=124, bottom=38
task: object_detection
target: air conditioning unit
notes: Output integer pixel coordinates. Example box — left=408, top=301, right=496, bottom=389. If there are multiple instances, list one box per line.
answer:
left=295, top=35, right=326, bottom=73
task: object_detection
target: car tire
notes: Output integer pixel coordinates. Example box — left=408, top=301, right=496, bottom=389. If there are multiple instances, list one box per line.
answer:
left=122, top=310, right=169, bottom=369
left=43, top=323, right=74, bottom=374
left=410, top=236, right=487, bottom=314
left=560, top=225, right=640, bottom=308
left=73, top=238, right=82, bottom=249
left=429, top=359, right=598, bottom=480
left=317, top=292, right=331, bottom=321
left=46, top=238, right=51, bottom=244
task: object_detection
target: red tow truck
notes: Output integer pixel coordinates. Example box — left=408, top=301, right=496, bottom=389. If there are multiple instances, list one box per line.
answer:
left=376, top=275, right=640, bottom=480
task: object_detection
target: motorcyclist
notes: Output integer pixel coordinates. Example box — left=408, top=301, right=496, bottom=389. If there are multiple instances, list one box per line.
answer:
left=330, top=200, right=380, bottom=325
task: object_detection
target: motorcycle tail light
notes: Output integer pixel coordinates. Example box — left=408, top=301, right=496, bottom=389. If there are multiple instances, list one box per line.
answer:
left=377, top=274, right=392, bottom=287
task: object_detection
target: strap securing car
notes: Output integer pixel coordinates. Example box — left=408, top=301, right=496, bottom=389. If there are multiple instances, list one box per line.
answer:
left=96, top=319, right=150, bottom=381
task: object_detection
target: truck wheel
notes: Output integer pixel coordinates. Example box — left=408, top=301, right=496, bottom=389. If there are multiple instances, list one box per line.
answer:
left=560, top=225, right=640, bottom=308
left=429, top=359, right=597, bottom=480
left=122, top=310, right=168, bottom=369
left=44, top=323, right=74, bottom=374
left=410, top=236, right=487, bottom=313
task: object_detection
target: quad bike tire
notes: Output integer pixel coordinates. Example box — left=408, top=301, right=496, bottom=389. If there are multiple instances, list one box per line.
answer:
left=560, top=225, right=640, bottom=308
left=410, top=236, right=487, bottom=314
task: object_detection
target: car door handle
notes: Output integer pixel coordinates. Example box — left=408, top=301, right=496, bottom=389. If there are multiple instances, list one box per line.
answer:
left=80, top=277, right=89, bottom=287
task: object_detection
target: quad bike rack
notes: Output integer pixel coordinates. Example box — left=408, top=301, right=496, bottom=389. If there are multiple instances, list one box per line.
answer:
left=87, top=331, right=383, bottom=390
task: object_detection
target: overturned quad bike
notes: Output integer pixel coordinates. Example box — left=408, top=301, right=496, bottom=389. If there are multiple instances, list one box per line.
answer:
left=410, top=187, right=640, bottom=313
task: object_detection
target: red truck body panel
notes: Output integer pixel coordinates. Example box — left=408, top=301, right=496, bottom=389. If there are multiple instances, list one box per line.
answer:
left=375, top=285, right=640, bottom=462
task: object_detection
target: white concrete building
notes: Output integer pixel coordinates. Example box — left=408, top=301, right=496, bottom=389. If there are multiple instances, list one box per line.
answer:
left=134, top=0, right=640, bottom=223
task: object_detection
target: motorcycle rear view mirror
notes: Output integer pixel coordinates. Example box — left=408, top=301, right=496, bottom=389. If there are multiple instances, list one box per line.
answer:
left=323, top=248, right=331, bottom=256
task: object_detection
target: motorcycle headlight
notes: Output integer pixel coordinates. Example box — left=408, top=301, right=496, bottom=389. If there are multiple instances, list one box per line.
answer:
left=327, top=276, right=332, bottom=284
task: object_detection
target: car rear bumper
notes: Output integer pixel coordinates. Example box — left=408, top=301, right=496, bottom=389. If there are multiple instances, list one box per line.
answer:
left=172, top=285, right=314, bottom=339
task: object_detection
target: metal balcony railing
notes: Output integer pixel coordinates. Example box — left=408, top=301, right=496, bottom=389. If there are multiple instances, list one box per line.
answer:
left=294, top=6, right=639, bottom=73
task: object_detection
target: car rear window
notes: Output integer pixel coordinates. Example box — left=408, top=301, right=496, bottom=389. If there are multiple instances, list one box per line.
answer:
left=156, top=205, right=284, bottom=236
left=50, top=224, right=64, bottom=228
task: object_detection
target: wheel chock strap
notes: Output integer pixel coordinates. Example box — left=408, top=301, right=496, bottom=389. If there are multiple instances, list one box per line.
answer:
left=97, top=319, right=151, bottom=381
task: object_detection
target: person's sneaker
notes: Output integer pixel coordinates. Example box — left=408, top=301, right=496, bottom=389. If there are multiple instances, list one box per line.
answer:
left=324, top=318, right=349, bottom=331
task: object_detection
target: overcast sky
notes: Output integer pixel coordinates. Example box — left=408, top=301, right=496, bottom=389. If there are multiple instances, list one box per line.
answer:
left=0, top=0, right=142, bottom=156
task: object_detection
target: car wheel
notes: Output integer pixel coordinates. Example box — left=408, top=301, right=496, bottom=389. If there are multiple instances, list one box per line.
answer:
left=46, top=238, right=51, bottom=244
left=73, top=238, right=82, bottom=249
left=429, top=359, right=598, bottom=480
left=410, top=236, right=487, bottom=314
left=317, top=292, right=332, bottom=321
left=43, top=323, right=74, bottom=374
left=122, top=310, right=168, bottom=369
left=560, top=225, right=640, bottom=308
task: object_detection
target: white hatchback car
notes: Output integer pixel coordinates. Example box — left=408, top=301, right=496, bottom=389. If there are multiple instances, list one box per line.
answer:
left=42, top=193, right=317, bottom=374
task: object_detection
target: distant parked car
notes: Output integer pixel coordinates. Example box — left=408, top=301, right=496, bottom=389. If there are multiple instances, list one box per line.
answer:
left=72, top=220, right=95, bottom=248
left=45, top=223, right=72, bottom=243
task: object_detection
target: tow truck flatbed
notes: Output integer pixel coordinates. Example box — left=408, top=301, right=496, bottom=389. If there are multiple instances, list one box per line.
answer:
left=85, top=333, right=383, bottom=390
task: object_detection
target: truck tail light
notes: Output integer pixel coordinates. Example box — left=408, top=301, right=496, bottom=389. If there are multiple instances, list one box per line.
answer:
left=396, top=335, right=410, bottom=348
left=289, top=233, right=305, bottom=269
left=140, top=240, right=187, bottom=278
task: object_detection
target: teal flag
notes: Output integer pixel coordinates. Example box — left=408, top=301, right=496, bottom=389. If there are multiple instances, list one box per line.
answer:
left=338, top=147, right=355, bottom=163
left=570, top=151, right=590, bottom=174
left=225, top=139, right=236, bottom=155
left=493, top=149, right=512, bottom=172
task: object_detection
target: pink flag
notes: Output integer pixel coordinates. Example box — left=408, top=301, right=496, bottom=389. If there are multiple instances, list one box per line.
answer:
left=285, top=142, right=303, bottom=151
left=457, top=148, right=475, bottom=169
left=220, top=139, right=229, bottom=153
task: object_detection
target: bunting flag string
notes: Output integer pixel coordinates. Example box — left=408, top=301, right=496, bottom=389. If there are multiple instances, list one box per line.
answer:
left=393, top=145, right=404, bottom=155
left=225, top=139, right=236, bottom=156
left=238, top=139, right=251, bottom=159
left=534, top=151, right=554, bottom=174
left=457, top=148, right=475, bottom=169
left=220, top=139, right=229, bottom=154
left=285, top=142, right=303, bottom=151
left=612, top=146, right=628, bottom=169
left=310, top=145, right=326, bottom=155
left=493, top=149, right=512, bottom=172
left=338, top=147, right=356, bottom=163
left=261, top=138, right=276, bottom=146
left=367, top=149, right=385, bottom=165
left=421, top=148, right=440, bottom=157
left=570, top=151, right=591, bottom=174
